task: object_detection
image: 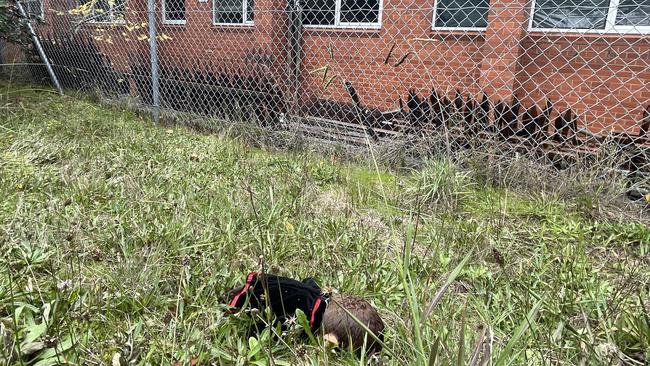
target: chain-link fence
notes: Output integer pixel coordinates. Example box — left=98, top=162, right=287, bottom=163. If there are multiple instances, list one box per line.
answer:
left=2, top=0, right=650, bottom=181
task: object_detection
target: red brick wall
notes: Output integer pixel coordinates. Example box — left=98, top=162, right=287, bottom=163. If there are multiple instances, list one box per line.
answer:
left=478, top=0, right=530, bottom=101
left=299, top=1, right=486, bottom=111
left=24, top=0, right=648, bottom=135
left=516, top=34, right=650, bottom=134
left=36, top=0, right=145, bottom=73
left=155, top=0, right=288, bottom=81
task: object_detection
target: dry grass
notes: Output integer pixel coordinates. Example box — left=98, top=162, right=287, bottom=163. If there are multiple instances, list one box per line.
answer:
left=1, top=84, right=649, bottom=365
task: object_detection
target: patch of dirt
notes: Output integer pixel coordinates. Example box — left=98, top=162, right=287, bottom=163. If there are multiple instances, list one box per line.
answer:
left=311, top=189, right=354, bottom=217
left=311, top=190, right=400, bottom=248
left=353, top=210, right=393, bottom=243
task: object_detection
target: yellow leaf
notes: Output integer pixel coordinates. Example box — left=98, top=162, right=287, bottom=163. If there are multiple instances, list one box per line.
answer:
left=645, top=193, right=650, bottom=202
left=284, top=221, right=294, bottom=233
left=157, top=34, right=172, bottom=41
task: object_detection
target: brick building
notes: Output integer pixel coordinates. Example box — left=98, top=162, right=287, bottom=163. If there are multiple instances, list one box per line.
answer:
left=12, top=0, right=650, bottom=135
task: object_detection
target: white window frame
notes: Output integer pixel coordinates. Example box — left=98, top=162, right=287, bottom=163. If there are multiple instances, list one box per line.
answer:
left=529, top=0, right=650, bottom=34
left=213, top=0, right=254, bottom=26
left=302, top=0, right=383, bottom=30
left=162, top=0, right=186, bottom=25
left=431, top=0, right=490, bottom=31
left=86, top=0, right=127, bottom=25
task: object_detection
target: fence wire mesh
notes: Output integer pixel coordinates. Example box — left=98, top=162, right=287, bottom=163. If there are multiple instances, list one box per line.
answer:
left=2, top=0, right=650, bottom=183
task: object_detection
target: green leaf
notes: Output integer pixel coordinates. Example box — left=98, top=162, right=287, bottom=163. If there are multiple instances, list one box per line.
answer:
left=494, top=297, right=544, bottom=366
left=457, top=302, right=468, bottom=366
left=421, top=250, right=474, bottom=326
left=295, top=308, right=316, bottom=344
left=428, top=336, right=440, bottom=366
left=20, top=341, right=46, bottom=356
left=42, top=303, right=52, bottom=325
left=23, top=322, right=47, bottom=344
left=33, top=357, right=63, bottom=366
left=247, top=336, right=261, bottom=360
left=210, top=346, right=236, bottom=362
left=14, top=305, right=26, bottom=323
left=33, top=335, right=76, bottom=363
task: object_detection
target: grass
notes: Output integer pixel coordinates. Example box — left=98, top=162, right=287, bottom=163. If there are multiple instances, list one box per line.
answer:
left=0, top=84, right=649, bottom=365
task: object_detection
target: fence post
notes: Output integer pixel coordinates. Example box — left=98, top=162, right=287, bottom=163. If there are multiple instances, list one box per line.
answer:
left=147, top=0, right=160, bottom=123
left=15, top=0, right=63, bottom=95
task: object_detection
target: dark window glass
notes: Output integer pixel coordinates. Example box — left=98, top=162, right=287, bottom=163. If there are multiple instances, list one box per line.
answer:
left=302, top=0, right=336, bottom=25
left=215, top=0, right=253, bottom=23
left=165, top=0, right=185, bottom=21
left=434, top=0, right=490, bottom=28
left=247, top=0, right=254, bottom=22
left=215, top=0, right=243, bottom=23
left=341, top=0, right=380, bottom=23
left=532, top=0, right=610, bottom=29
left=615, top=0, right=650, bottom=26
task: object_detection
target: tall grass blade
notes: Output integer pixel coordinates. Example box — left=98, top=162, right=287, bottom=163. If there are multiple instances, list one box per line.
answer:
left=478, top=327, right=492, bottom=366
left=457, top=302, right=467, bottom=366
left=469, top=325, right=487, bottom=366
left=402, top=269, right=426, bottom=363
left=428, top=336, right=440, bottom=366
left=421, top=250, right=473, bottom=327
left=494, top=297, right=544, bottom=366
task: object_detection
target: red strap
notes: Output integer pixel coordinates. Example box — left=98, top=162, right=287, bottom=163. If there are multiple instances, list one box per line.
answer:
left=229, top=272, right=257, bottom=308
left=309, top=297, right=323, bottom=329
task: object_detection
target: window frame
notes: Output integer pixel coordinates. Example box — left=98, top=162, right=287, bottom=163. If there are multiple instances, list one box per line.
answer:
left=528, top=0, right=650, bottom=34
left=212, top=0, right=254, bottom=26
left=162, top=0, right=186, bottom=25
left=302, top=0, right=383, bottom=30
left=431, top=0, right=490, bottom=31
left=85, top=0, right=127, bottom=24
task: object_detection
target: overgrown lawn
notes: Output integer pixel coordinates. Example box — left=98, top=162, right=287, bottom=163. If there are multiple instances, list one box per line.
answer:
left=1, top=85, right=648, bottom=365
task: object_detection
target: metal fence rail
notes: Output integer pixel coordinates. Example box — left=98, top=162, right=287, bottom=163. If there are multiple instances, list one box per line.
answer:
left=2, top=0, right=649, bottom=180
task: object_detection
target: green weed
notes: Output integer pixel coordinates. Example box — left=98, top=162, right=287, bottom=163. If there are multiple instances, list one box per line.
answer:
left=0, top=84, right=648, bottom=365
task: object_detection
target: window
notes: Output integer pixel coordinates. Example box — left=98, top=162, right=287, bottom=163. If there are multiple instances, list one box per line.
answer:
left=163, top=0, right=186, bottom=24
left=433, top=0, right=491, bottom=29
left=24, top=0, right=44, bottom=19
left=87, top=0, right=126, bottom=23
left=214, top=0, right=254, bottom=25
left=531, top=0, right=650, bottom=32
left=615, top=0, right=650, bottom=26
left=302, top=0, right=382, bottom=28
